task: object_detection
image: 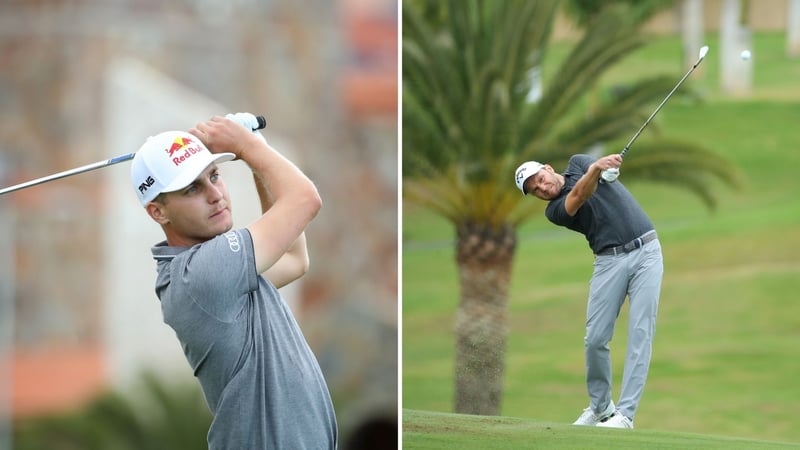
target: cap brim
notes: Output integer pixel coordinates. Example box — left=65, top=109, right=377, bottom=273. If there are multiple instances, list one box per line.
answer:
left=520, top=174, right=535, bottom=195
left=161, top=152, right=236, bottom=193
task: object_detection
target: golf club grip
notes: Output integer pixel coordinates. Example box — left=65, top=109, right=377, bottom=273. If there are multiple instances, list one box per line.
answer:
left=255, top=115, right=266, bottom=130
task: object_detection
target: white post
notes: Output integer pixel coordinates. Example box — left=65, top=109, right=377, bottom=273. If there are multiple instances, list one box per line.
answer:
left=525, top=50, right=543, bottom=103
left=788, top=0, right=800, bottom=57
left=682, top=0, right=705, bottom=71
left=0, top=203, right=14, bottom=450
left=525, top=65, right=543, bottom=103
left=720, top=0, right=752, bottom=96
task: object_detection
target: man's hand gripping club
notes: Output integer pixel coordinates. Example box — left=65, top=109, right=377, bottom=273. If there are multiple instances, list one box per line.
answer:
left=599, top=155, right=622, bottom=183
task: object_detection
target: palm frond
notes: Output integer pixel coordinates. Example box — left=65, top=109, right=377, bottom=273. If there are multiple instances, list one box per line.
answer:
left=563, top=0, right=678, bottom=27
left=551, top=75, right=703, bottom=155
left=619, top=140, right=746, bottom=210
left=405, top=153, right=546, bottom=228
left=403, top=0, right=560, bottom=181
left=521, top=5, right=648, bottom=145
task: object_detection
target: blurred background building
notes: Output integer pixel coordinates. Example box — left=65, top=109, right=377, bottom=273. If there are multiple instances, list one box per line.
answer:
left=0, top=0, right=397, bottom=448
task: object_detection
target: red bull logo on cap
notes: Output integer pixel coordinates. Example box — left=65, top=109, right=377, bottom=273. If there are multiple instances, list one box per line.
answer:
left=164, top=136, right=204, bottom=167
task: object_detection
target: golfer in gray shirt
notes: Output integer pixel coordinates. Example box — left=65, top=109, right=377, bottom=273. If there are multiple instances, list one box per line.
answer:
left=515, top=154, right=663, bottom=430
left=131, top=114, right=337, bottom=448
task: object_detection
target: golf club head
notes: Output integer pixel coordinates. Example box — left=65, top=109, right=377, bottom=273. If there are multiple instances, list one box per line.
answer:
left=699, top=45, right=709, bottom=59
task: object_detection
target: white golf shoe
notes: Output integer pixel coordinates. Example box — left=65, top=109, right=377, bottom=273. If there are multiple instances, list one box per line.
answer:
left=596, top=411, right=634, bottom=429
left=572, top=401, right=615, bottom=426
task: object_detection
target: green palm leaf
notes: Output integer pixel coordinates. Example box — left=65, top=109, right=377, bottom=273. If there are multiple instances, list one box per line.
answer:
left=618, top=140, right=746, bottom=209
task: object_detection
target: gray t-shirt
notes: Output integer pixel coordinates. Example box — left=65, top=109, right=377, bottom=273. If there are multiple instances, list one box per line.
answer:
left=151, top=229, right=338, bottom=449
left=545, top=154, right=654, bottom=254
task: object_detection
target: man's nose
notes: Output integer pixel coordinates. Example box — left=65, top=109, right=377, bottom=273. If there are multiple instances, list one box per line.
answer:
left=207, top=184, right=223, bottom=202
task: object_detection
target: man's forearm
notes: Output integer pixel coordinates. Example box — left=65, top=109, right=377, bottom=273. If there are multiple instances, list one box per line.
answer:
left=564, top=155, right=622, bottom=216
left=574, top=163, right=602, bottom=199
left=240, top=135, right=317, bottom=204
left=251, top=159, right=307, bottom=257
left=564, top=162, right=605, bottom=216
left=249, top=148, right=311, bottom=283
left=253, top=172, right=274, bottom=214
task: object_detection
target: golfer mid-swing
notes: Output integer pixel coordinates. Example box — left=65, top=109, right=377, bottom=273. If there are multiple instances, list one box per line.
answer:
left=515, top=154, right=663, bottom=429
left=131, top=114, right=337, bottom=448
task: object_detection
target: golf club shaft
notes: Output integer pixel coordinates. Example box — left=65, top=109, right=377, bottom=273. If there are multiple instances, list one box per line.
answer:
left=0, top=154, right=135, bottom=195
left=620, top=48, right=708, bottom=158
left=0, top=114, right=266, bottom=196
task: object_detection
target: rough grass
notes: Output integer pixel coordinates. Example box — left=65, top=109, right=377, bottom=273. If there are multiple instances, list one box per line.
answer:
left=403, top=410, right=800, bottom=449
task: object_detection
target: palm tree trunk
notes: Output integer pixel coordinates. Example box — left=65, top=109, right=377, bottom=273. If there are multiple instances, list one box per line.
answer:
left=453, top=220, right=516, bottom=415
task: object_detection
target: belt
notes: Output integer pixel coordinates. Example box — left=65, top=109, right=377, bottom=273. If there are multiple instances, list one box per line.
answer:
left=596, top=231, right=657, bottom=256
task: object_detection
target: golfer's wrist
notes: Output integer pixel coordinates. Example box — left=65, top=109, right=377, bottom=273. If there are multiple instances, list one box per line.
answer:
left=588, top=163, right=603, bottom=180
left=236, top=132, right=267, bottom=162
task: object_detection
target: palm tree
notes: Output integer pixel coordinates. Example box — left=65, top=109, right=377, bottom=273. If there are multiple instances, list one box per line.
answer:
left=403, top=0, right=742, bottom=416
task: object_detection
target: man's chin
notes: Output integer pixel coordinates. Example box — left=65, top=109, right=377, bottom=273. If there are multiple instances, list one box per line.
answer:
left=214, top=222, right=234, bottom=236
left=198, top=223, right=233, bottom=241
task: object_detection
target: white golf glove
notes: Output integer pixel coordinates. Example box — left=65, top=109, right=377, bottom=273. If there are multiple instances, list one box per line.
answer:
left=600, top=168, right=619, bottom=183
left=226, top=112, right=267, bottom=144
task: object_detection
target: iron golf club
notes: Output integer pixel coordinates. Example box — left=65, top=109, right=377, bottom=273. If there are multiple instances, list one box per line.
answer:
left=0, top=116, right=267, bottom=195
left=0, top=114, right=266, bottom=196
left=601, top=45, right=709, bottom=183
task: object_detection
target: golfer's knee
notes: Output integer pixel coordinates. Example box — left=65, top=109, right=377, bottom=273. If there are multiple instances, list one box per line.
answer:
left=584, top=330, right=612, bottom=349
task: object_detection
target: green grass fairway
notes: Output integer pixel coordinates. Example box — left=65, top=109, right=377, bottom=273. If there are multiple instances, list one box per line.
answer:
left=403, top=410, right=800, bottom=449
left=402, top=32, right=800, bottom=444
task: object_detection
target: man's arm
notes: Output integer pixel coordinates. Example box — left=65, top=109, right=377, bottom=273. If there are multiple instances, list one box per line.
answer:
left=192, top=116, right=322, bottom=275
left=564, top=154, right=622, bottom=216
left=252, top=171, right=311, bottom=288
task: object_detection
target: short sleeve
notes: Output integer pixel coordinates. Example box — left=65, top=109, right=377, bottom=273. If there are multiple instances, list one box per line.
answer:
left=174, top=229, right=259, bottom=320
left=546, top=196, right=574, bottom=227
left=544, top=155, right=596, bottom=227
left=568, top=154, right=594, bottom=173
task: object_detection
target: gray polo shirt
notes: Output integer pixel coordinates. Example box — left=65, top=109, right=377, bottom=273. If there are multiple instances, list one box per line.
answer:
left=545, top=154, right=654, bottom=254
left=151, top=229, right=338, bottom=449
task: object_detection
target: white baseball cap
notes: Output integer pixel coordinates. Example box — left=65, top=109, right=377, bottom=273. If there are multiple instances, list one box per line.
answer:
left=130, top=131, right=235, bottom=206
left=514, top=161, right=544, bottom=195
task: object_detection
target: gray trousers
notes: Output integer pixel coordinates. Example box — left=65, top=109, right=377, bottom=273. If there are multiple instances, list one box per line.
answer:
left=585, top=238, right=663, bottom=420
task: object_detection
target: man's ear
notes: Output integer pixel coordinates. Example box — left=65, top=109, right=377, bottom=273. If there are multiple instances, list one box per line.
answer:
left=146, top=201, right=169, bottom=225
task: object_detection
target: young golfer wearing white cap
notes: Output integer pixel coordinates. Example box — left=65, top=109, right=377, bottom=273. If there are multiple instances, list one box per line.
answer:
left=515, top=154, right=663, bottom=429
left=132, top=114, right=337, bottom=448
